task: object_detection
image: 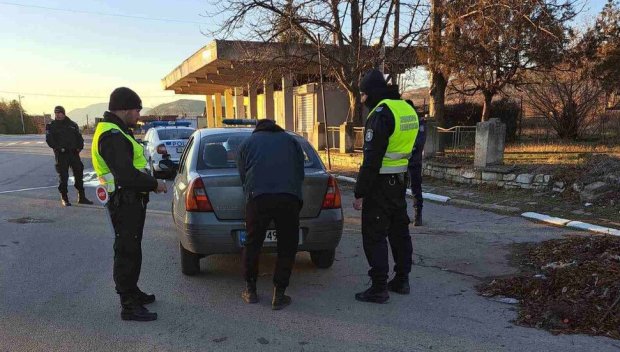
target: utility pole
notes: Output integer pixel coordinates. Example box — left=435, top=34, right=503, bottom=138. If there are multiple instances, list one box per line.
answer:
left=86, top=114, right=89, bottom=130
left=17, top=95, right=25, bottom=134
left=317, top=34, right=332, bottom=170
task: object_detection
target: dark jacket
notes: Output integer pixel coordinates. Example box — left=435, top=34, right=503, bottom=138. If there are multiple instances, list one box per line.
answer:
left=97, top=111, right=158, bottom=193
left=236, top=119, right=305, bottom=202
left=354, top=86, right=401, bottom=199
left=45, top=117, right=84, bottom=152
left=408, top=118, right=426, bottom=166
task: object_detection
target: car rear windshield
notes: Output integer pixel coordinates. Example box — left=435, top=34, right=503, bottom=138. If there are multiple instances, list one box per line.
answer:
left=197, top=132, right=322, bottom=170
left=156, top=128, right=194, bottom=140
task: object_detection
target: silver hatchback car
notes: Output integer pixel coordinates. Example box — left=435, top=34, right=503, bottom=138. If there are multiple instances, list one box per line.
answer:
left=171, top=126, right=344, bottom=275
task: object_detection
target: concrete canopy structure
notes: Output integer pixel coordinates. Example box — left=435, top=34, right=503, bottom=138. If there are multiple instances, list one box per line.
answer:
left=162, top=40, right=422, bottom=135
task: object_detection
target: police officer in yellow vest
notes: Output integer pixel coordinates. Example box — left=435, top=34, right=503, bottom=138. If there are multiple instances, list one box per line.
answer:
left=91, top=87, right=167, bottom=321
left=353, top=70, right=419, bottom=303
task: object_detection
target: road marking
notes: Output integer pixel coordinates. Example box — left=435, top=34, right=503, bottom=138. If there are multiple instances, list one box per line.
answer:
left=7, top=142, right=17, bottom=146
left=0, top=186, right=57, bottom=194
left=36, top=141, right=44, bottom=144
left=21, top=142, right=30, bottom=145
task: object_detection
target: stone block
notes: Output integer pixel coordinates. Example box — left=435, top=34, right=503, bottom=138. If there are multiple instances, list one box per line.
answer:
left=503, top=174, right=516, bottom=181
left=534, top=174, right=545, bottom=184
left=482, top=172, right=499, bottom=181
left=516, top=174, right=534, bottom=184
left=461, top=170, right=476, bottom=179
left=580, top=182, right=614, bottom=202
left=474, top=118, right=506, bottom=167
left=544, top=175, right=552, bottom=183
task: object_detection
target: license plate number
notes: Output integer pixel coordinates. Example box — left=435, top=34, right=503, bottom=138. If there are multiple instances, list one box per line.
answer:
left=238, top=229, right=302, bottom=245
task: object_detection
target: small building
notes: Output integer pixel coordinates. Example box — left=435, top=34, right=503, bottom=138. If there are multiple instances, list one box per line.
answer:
left=162, top=40, right=420, bottom=149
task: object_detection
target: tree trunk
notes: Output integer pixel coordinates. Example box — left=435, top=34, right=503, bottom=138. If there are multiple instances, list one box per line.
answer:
left=481, top=91, right=493, bottom=122
left=429, top=70, right=448, bottom=127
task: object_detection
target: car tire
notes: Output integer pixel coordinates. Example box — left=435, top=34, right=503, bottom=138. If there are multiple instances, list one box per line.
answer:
left=180, top=242, right=200, bottom=275
left=310, top=249, right=336, bottom=269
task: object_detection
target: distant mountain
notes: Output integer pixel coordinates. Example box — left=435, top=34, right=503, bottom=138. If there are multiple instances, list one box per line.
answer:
left=149, top=99, right=204, bottom=117
left=67, top=103, right=152, bottom=126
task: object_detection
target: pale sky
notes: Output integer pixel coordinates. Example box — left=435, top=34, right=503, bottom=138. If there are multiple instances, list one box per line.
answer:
left=0, top=0, right=610, bottom=115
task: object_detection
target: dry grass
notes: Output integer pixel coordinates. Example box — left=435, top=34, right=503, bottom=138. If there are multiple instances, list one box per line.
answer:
left=506, top=142, right=620, bottom=154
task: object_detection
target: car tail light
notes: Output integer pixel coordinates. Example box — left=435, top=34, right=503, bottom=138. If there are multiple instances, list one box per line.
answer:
left=156, top=144, right=168, bottom=154
left=322, top=175, right=341, bottom=209
left=185, top=177, right=214, bottom=212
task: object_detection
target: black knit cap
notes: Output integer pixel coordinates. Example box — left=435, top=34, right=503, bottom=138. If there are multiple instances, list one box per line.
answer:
left=54, top=106, right=65, bottom=114
left=359, top=69, right=387, bottom=94
left=108, top=87, right=142, bottom=111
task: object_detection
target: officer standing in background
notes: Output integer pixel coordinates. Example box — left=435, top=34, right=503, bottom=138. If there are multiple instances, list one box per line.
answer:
left=406, top=101, right=426, bottom=226
left=353, top=69, right=419, bottom=303
left=45, top=106, right=92, bottom=206
left=236, top=119, right=305, bottom=310
left=91, top=87, right=167, bottom=321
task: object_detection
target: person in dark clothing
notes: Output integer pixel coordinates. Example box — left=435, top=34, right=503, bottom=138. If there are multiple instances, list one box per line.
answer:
left=353, top=69, right=419, bottom=303
left=406, top=100, right=427, bottom=226
left=236, top=119, right=305, bottom=310
left=91, top=87, right=167, bottom=321
left=45, top=106, right=92, bottom=206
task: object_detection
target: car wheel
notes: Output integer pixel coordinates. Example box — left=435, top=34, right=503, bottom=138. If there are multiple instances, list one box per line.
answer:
left=310, top=249, right=335, bottom=269
left=180, top=242, right=200, bottom=275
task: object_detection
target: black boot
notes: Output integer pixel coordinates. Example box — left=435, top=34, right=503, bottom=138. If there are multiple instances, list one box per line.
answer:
left=241, top=279, right=258, bottom=304
left=272, top=286, right=291, bottom=310
left=387, top=275, right=410, bottom=295
left=61, top=193, right=71, bottom=207
left=121, top=304, right=158, bottom=321
left=135, top=289, right=156, bottom=305
left=355, top=283, right=389, bottom=304
left=78, top=190, right=93, bottom=205
left=413, top=207, right=422, bottom=226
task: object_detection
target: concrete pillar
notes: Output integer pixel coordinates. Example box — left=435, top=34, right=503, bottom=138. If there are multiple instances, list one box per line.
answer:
left=282, top=75, right=295, bottom=130
left=214, top=92, right=223, bottom=127
left=224, top=89, right=234, bottom=118
left=234, top=87, right=245, bottom=118
left=474, top=118, right=506, bottom=167
left=205, top=95, right=215, bottom=128
left=248, top=84, right=258, bottom=119
left=423, top=119, right=439, bottom=159
left=339, top=122, right=354, bottom=153
left=263, top=80, right=275, bottom=120
left=312, top=122, right=326, bottom=150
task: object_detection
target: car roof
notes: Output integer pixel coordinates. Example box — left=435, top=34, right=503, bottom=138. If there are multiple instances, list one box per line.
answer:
left=196, top=127, right=304, bottom=139
left=152, top=126, right=195, bottom=130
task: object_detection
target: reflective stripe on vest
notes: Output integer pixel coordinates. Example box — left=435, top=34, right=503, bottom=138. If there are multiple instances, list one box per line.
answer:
left=91, top=122, right=148, bottom=192
left=367, top=99, right=419, bottom=174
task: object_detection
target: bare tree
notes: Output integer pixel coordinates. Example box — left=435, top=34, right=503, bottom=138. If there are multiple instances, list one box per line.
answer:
left=443, top=0, right=577, bottom=121
left=205, top=0, right=428, bottom=125
left=524, top=65, right=604, bottom=140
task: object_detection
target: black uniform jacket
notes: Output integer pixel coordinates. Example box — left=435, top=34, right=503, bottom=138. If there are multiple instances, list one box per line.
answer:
left=97, top=112, right=158, bottom=193
left=46, top=117, right=84, bottom=152
left=354, top=104, right=396, bottom=199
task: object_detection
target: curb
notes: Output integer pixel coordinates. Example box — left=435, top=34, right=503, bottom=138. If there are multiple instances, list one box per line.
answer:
left=334, top=175, right=620, bottom=237
left=521, top=212, right=620, bottom=237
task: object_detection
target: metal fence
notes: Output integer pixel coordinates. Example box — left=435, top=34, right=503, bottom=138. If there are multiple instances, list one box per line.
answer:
left=326, top=126, right=340, bottom=151
left=436, top=126, right=477, bottom=156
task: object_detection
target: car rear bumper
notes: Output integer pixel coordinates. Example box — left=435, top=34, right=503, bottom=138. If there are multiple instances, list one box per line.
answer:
left=174, top=208, right=343, bottom=255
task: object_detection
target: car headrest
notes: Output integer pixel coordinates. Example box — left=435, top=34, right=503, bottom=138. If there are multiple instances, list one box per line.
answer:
left=203, top=144, right=228, bottom=168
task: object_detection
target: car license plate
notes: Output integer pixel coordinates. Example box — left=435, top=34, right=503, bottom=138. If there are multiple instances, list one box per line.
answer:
left=238, top=229, right=303, bottom=245
left=176, top=147, right=184, bottom=153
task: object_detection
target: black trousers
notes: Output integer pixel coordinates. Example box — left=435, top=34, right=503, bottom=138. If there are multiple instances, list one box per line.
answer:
left=242, top=194, right=302, bottom=289
left=54, top=150, right=84, bottom=194
left=408, top=163, right=423, bottom=209
left=107, top=190, right=148, bottom=305
left=362, top=174, right=412, bottom=285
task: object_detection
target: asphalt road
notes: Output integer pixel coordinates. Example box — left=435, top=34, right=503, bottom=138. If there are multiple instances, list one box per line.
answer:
left=1, top=134, right=619, bottom=352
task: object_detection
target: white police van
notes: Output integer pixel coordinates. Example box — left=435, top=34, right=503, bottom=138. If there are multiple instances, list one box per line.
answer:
left=142, top=121, right=195, bottom=178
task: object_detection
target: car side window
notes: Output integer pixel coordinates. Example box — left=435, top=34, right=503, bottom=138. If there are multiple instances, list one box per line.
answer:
left=178, top=136, right=194, bottom=175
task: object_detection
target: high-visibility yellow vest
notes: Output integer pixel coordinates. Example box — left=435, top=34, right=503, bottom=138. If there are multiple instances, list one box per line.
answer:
left=91, top=122, right=148, bottom=192
left=367, top=99, right=419, bottom=174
